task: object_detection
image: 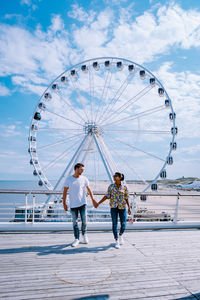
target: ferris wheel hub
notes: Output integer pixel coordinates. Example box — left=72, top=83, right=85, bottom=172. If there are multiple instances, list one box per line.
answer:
left=84, top=122, right=103, bottom=136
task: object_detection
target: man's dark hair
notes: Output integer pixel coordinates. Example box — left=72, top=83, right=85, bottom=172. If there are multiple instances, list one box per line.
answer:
left=74, top=163, right=84, bottom=170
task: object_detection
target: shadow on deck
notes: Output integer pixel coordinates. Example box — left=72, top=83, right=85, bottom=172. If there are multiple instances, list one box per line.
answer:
left=0, top=230, right=200, bottom=299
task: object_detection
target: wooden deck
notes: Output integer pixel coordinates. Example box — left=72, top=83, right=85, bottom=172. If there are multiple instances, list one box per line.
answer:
left=0, top=230, right=200, bottom=299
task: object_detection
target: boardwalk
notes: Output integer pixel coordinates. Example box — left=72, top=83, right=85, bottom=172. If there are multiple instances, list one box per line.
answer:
left=0, top=230, right=200, bottom=299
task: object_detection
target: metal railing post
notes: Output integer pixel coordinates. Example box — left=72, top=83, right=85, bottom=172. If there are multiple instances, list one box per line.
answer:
left=25, top=194, right=28, bottom=224
left=131, top=193, right=136, bottom=222
left=173, top=193, right=180, bottom=223
left=32, top=194, right=35, bottom=224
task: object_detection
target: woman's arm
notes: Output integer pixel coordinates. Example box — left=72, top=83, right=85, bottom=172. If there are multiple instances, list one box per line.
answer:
left=94, top=185, right=111, bottom=208
left=94, top=195, right=108, bottom=208
left=125, top=187, right=131, bottom=215
left=126, top=198, right=131, bottom=215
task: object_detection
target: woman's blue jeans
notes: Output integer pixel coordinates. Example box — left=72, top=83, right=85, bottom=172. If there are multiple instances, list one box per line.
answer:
left=111, top=207, right=126, bottom=240
left=70, top=204, right=87, bottom=240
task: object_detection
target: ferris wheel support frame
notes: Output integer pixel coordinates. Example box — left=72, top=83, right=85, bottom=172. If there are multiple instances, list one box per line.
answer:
left=42, top=129, right=117, bottom=216
left=82, top=137, right=94, bottom=164
left=92, top=133, right=114, bottom=183
left=42, top=133, right=90, bottom=215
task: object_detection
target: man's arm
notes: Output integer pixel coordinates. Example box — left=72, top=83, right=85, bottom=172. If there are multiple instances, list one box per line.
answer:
left=62, top=187, right=68, bottom=211
left=86, top=186, right=96, bottom=207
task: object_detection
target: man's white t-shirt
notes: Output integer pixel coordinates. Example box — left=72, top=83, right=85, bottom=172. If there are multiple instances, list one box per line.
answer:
left=63, top=175, right=89, bottom=208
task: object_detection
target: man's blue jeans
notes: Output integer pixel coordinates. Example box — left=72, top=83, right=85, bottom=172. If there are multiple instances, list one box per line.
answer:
left=70, top=204, right=87, bottom=240
left=111, top=207, right=126, bottom=240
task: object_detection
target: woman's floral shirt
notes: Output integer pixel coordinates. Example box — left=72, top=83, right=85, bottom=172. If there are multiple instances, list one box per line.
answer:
left=106, top=183, right=129, bottom=209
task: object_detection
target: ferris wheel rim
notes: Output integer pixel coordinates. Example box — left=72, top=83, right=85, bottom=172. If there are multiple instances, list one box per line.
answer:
left=28, top=56, right=177, bottom=192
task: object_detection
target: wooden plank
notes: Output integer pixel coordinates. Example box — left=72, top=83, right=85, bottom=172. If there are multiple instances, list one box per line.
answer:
left=0, top=230, right=200, bottom=299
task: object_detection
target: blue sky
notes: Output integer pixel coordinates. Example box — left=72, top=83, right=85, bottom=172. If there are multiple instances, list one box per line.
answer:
left=0, top=0, right=200, bottom=181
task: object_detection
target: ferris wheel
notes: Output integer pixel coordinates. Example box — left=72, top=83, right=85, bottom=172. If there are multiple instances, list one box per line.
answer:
left=28, top=57, right=177, bottom=194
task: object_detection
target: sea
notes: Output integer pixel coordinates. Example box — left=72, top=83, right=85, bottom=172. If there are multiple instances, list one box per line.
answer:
left=0, top=180, right=57, bottom=222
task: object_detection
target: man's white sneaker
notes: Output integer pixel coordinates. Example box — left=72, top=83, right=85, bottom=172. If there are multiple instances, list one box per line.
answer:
left=114, top=240, right=120, bottom=249
left=71, top=239, right=79, bottom=247
left=82, top=234, right=89, bottom=244
left=119, top=235, right=124, bottom=245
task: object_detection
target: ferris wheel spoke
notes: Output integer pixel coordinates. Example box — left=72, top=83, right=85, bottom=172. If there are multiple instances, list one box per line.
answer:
left=104, top=133, right=165, bottom=162
left=38, top=132, right=84, bottom=150
left=112, top=85, right=152, bottom=117
left=42, top=138, right=82, bottom=171
left=88, top=65, right=95, bottom=122
left=69, top=76, right=90, bottom=121
left=94, top=66, right=113, bottom=123
left=45, top=109, right=83, bottom=127
left=104, top=129, right=170, bottom=134
left=97, top=73, right=131, bottom=124
left=100, top=85, right=152, bottom=125
left=57, top=92, right=87, bottom=124
left=97, top=71, right=113, bottom=123
left=105, top=139, right=148, bottom=185
left=102, top=105, right=165, bottom=127
left=100, top=82, right=128, bottom=123
left=39, top=127, right=83, bottom=132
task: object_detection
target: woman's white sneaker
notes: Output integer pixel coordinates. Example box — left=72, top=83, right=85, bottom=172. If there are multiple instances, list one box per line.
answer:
left=71, top=239, right=79, bottom=247
left=114, top=240, right=120, bottom=249
left=119, top=235, right=124, bottom=245
left=82, top=234, right=89, bottom=244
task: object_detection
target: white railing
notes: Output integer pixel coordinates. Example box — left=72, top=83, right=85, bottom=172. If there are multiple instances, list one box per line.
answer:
left=0, top=189, right=200, bottom=231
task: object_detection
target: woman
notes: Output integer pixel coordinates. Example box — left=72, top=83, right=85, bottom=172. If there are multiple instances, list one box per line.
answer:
left=94, top=172, right=131, bottom=249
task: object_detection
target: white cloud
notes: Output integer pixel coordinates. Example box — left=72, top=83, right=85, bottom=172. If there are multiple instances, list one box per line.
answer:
left=11, top=75, right=46, bottom=96
left=19, top=0, right=38, bottom=10
left=49, top=15, right=64, bottom=33
left=68, top=4, right=96, bottom=24
left=0, top=25, right=39, bottom=76
left=157, top=4, right=200, bottom=49
left=0, top=16, right=72, bottom=94
left=103, top=3, right=200, bottom=63
left=72, top=9, right=114, bottom=56
left=0, top=124, right=21, bottom=137
left=1, top=3, right=200, bottom=92
left=0, top=83, right=11, bottom=96
left=178, top=144, right=200, bottom=155
left=4, top=14, right=22, bottom=20
left=20, top=0, right=31, bottom=5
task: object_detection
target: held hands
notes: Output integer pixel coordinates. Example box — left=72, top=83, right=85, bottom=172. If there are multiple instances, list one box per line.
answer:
left=92, top=199, right=99, bottom=208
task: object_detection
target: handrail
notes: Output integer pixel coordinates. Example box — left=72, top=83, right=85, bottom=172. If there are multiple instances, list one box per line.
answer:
left=0, top=189, right=200, bottom=231
left=0, top=189, right=199, bottom=197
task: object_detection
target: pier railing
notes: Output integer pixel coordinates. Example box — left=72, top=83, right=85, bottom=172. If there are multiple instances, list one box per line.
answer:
left=0, top=189, right=200, bottom=231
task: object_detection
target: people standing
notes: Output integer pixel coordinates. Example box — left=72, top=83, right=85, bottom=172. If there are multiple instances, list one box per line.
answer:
left=94, top=172, right=131, bottom=249
left=62, top=163, right=96, bottom=247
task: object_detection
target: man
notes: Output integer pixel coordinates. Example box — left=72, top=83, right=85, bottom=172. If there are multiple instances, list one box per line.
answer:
left=62, top=163, right=96, bottom=247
